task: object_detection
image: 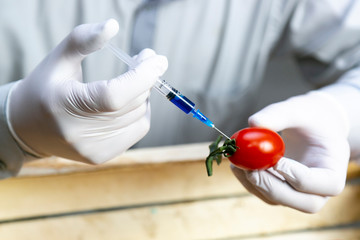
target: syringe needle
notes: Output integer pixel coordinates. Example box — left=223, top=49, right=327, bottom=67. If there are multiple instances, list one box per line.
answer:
left=212, top=126, right=231, bottom=140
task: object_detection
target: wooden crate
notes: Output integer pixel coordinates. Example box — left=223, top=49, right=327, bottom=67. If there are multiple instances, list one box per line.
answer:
left=0, top=143, right=359, bottom=240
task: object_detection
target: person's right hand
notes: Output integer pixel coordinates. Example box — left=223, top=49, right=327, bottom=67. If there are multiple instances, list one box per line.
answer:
left=7, top=19, right=168, bottom=164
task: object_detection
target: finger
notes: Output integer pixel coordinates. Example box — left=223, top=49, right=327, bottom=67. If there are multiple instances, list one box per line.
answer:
left=81, top=101, right=149, bottom=134
left=111, top=92, right=149, bottom=116
left=72, top=54, right=167, bottom=112
left=80, top=108, right=151, bottom=164
left=127, top=48, right=158, bottom=70
left=246, top=170, right=329, bottom=213
left=274, top=157, right=347, bottom=196
left=104, top=53, right=167, bottom=111
left=230, top=165, right=278, bottom=206
left=109, top=100, right=150, bottom=130
left=135, top=48, right=157, bottom=63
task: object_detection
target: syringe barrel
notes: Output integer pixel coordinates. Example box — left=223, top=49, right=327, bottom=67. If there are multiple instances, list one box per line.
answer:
left=106, top=43, right=215, bottom=127
left=154, top=79, right=195, bottom=114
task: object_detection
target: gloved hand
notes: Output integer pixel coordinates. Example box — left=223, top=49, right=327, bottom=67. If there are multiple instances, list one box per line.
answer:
left=7, top=19, right=168, bottom=164
left=231, top=90, right=351, bottom=213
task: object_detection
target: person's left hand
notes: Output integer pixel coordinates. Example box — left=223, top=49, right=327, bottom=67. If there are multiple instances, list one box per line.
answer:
left=231, top=91, right=350, bottom=213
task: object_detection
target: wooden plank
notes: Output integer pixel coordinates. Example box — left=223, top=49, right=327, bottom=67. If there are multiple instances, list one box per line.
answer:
left=1, top=143, right=359, bottom=239
left=247, top=228, right=360, bottom=240
left=347, top=161, right=360, bottom=180
left=0, top=185, right=359, bottom=240
left=17, top=142, right=360, bottom=179
left=18, top=142, right=212, bottom=177
left=0, top=159, right=244, bottom=220
left=2, top=143, right=360, bottom=223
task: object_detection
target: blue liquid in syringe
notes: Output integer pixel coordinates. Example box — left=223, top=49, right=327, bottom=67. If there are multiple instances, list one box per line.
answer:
left=169, top=94, right=194, bottom=113
left=167, top=92, right=214, bottom=127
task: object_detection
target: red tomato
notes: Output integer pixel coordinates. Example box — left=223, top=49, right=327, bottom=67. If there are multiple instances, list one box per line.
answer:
left=228, top=127, right=285, bottom=170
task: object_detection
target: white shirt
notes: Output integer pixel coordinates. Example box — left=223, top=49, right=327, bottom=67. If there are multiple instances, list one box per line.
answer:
left=0, top=0, right=360, bottom=177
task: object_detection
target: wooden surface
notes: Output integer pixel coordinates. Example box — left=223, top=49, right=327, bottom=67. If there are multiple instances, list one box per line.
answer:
left=0, top=143, right=359, bottom=240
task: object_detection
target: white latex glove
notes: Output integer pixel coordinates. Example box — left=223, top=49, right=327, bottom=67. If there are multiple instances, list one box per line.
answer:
left=7, top=19, right=168, bottom=164
left=231, top=91, right=350, bottom=213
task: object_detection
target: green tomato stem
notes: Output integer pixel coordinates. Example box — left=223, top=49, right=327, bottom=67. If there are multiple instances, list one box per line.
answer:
left=205, top=136, right=239, bottom=176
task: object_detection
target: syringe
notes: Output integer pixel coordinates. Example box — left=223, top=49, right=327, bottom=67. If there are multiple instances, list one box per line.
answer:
left=106, top=43, right=230, bottom=140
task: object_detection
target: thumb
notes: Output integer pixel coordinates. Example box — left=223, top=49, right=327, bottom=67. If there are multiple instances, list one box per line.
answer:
left=59, top=18, right=119, bottom=63
left=248, top=100, right=297, bottom=132
left=249, top=91, right=349, bottom=136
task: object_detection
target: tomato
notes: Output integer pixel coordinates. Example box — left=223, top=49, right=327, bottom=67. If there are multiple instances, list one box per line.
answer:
left=228, top=127, right=285, bottom=170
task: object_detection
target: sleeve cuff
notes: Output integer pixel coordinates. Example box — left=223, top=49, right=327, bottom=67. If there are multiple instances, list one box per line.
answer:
left=0, top=82, right=27, bottom=179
